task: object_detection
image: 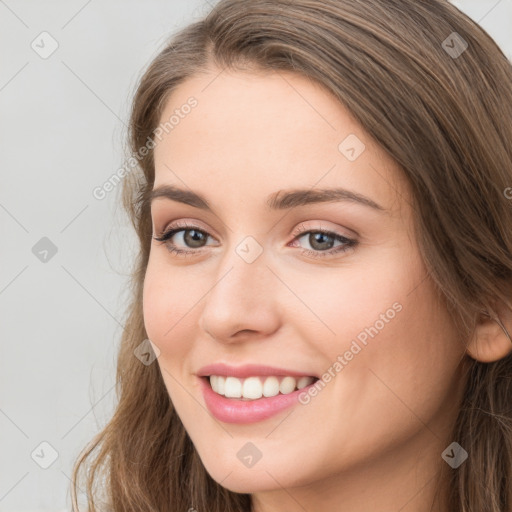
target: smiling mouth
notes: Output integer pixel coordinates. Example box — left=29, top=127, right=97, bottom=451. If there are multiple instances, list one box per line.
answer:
left=204, top=375, right=319, bottom=401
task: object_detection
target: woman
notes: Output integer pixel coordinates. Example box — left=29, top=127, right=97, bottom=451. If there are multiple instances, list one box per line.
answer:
left=72, top=0, right=512, bottom=510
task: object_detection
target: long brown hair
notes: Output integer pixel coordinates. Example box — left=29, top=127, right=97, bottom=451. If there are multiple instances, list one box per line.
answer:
left=71, top=1, right=512, bottom=510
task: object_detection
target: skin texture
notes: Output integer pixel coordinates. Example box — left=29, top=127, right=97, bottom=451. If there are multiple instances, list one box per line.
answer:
left=143, top=68, right=481, bottom=511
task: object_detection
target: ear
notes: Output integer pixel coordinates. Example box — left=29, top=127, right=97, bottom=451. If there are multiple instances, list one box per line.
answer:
left=466, top=299, right=512, bottom=363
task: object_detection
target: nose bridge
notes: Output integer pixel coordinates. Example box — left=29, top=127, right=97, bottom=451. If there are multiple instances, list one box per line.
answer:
left=198, top=238, right=281, bottom=341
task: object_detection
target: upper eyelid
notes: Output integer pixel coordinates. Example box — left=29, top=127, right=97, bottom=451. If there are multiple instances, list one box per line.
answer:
left=155, top=220, right=216, bottom=237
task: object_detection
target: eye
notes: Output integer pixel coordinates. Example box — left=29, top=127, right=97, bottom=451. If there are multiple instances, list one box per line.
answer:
left=289, top=223, right=357, bottom=259
left=152, top=221, right=358, bottom=259
left=153, top=221, right=216, bottom=257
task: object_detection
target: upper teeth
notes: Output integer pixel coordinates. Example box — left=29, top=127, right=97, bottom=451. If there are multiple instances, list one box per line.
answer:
left=209, top=375, right=315, bottom=400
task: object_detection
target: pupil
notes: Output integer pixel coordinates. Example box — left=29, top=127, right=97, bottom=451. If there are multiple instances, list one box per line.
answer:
left=185, top=229, right=205, bottom=248
left=310, top=232, right=333, bottom=250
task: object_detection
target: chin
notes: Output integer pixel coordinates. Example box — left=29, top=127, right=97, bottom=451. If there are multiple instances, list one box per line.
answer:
left=200, top=453, right=309, bottom=494
left=209, top=469, right=281, bottom=494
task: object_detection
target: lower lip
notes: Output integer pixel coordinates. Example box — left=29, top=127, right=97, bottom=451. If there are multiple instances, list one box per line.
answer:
left=199, top=377, right=317, bottom=424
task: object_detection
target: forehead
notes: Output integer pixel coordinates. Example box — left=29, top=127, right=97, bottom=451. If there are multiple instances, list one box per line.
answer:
left=152, top=69, right=409, bottom=217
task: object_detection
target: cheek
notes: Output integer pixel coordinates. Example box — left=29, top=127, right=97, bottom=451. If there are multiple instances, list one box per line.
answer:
left=291, top=258, right=412, bottom=363
left=142, top=261, right=192, bottom=351
left=305, top=247, right=462, bottom=425
left=142, top=264, right=199, bottom=407
left=330, top=281, right=464, bottom=441
left=142, top=267, right=167, bottom=343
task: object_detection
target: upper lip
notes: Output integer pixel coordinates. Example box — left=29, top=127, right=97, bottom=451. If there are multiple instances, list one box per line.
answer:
left=197, top=363, right=318, bottom=379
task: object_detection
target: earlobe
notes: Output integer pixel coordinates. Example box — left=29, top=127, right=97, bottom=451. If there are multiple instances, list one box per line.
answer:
left=466, top=306, right=512, bottom=363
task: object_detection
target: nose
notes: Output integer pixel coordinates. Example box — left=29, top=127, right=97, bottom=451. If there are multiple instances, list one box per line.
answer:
left=198, top=247, right=282, bottom=344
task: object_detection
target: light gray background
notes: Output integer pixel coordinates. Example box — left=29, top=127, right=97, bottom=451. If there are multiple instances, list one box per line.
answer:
left=0, top=1, right=510, bottom=510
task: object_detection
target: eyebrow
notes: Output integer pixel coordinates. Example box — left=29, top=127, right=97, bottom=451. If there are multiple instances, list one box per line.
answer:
left=149, top=184, right=386, bottom=212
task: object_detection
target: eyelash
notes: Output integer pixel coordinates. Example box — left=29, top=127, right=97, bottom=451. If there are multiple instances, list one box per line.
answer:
left=152, top=221, right=357, bottom=259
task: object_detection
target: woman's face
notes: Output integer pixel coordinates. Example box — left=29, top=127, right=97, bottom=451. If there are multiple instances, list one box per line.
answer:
left=143, top=68, right=468, bottom=502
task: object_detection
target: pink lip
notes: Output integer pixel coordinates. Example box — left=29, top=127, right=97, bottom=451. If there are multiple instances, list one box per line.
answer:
left=196, top=363, right=317, bottom=379
left=199, top=376, right=318, bottom=424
